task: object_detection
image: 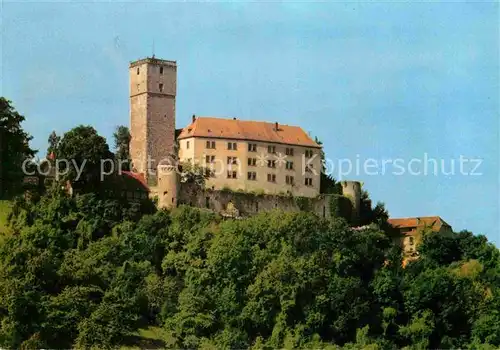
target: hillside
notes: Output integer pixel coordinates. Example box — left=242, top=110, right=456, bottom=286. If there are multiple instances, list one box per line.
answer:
left=0, top=200, right=12, bottom=235
left=0, top=192, right=498, bottom=349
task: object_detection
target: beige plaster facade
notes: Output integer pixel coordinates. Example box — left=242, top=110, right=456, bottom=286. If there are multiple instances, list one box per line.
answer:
left=178, top=136, right=321, bottom=197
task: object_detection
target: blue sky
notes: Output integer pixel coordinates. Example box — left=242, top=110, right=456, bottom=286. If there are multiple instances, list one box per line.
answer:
left=1, top=1, right=499, bottom=244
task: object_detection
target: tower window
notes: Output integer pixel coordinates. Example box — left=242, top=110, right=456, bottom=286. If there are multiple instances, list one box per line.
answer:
left=186, top=141, right=190, bottom=149
left=136, top=67, right=140, bottom=75
left=159, top=83, right=163, bottom=92
left=160, top=66, right=164, bottom=74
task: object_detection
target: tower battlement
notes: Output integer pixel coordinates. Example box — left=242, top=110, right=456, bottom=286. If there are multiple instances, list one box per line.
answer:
left=129, top=57, right=177, bottom=68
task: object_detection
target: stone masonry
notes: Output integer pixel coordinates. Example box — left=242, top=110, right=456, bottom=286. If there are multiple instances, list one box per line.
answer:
left=129, top=58, right=177, bottom=181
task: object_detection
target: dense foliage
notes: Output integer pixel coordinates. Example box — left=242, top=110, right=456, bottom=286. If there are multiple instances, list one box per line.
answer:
left=0, top=104, right=498, bottom=349
left=0, top=98, right=36, bottom=198
left=0, top=190, right=499, bottom=349
left=56, top=125, right=114, bottom=192
left=113, top=125, right=131, bottom=171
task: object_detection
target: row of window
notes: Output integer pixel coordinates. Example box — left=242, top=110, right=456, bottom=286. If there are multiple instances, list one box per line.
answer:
left=136, top=66, right=165, bottom=75
left=135, top=83, right=165, bottom=93
left=202, top=156, right=314, bottom=172
left=188, top=140, right=315, bottom=157
left=225, top=171, right=314, bottom=186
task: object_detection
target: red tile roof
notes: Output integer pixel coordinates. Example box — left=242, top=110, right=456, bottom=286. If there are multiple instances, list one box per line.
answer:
left=122, top=171, right=149, bottom=191
left=178, top=117, right=321, bottom=148
left=388, top=216, right=451, bottom=230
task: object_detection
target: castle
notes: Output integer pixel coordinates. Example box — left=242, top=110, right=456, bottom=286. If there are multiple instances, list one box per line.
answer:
left=127, top=56, right=453, bottom=258
left=128, top=56, right=362, bottom=220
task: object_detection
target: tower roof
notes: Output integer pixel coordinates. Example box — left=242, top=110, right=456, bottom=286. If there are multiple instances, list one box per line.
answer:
left=129, top=57, right=176, bottom=68
left=178, top=116, right=322, bottom=148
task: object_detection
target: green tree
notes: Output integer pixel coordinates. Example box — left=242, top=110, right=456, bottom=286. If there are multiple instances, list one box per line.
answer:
left=0, top=98, right=36, bottom=198
left=46, top=130, right=60, bottom=159
left=113, top=125, right=131, bottom=171
left=314, top=137, right=342, bottom=194
left=56, top=125, right=114, bottom=192
left=1, top=186, right=500, bottom=349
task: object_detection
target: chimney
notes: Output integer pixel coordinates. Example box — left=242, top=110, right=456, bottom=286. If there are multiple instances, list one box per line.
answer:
left=192, top=114, right=196, bottom=123
left=275, top=122, right=279, bottom=131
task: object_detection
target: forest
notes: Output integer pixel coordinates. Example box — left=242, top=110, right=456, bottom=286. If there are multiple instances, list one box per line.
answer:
left=1, top=97, right=500, bottom=349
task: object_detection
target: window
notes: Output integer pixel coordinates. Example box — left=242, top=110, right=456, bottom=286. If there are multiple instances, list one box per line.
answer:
left=247, top=172, right=257, bottom=181
left=227, top=171, right=237, bottom=179
left=248, top=158, right=257, bottom=166
left=285, top=161, right=294, bottom=170
left=305, top=150, right=314, bottom=158
left=206, top=140, right=216, bottom=149
left=227, top=156, right=238, bottom=165
left=160, top=66, right=164, bottom=74
left=136, top=67, right=140, bottom=75
left=305, top=177, right=313, bottom=186
left=286, top=175, right=295, bottom=185
left=205, top=155, right=215, bottom=164
left=268, top=145, right=276, bottom=154
left=248, top=143, right=257, bottom=152
left=285, top=147, right=294, bottom=156
left=267, top=174, right=276, bottom=183
left=408, top=237, right=414, bottom=245
left=267, top=160, right=276, bottom=168
left=159, top=83, right=164, bottom=92
left=186, top=141, right=190, bottom=149
left=228, top=142, right=237, bottom=150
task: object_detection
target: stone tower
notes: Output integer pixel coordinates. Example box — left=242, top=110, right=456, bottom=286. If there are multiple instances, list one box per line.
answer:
left=341, top=181, right=362, bottom=223
left=157, top=164, right=180, bottom=209
left=129, top=57, right=177, bottom=180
